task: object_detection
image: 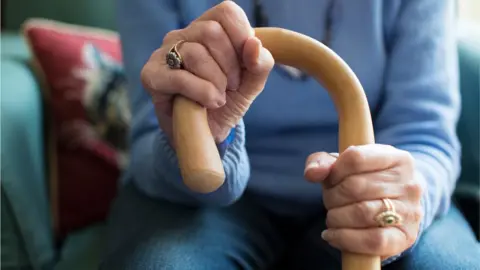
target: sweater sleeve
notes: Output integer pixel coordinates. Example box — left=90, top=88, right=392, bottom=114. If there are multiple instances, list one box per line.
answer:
left=373, top=0, right=461, bottom=265
left=117, top=0, right=251, bottom=206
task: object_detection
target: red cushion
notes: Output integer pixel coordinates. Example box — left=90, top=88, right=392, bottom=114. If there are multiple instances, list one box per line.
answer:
left=23, top=18, right=129, bottom=238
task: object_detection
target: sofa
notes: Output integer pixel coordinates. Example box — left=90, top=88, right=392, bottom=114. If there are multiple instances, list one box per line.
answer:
left=1, top=1, right=479, bottom=269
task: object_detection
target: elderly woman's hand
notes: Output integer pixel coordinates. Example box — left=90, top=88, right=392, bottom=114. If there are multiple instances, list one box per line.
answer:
left=304, top=144, right=424, bottom=259
left=141, top=1, right=274, bottom=144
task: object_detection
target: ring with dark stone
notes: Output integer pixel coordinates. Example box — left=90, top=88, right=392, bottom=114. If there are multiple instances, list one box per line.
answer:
left=166, top=40, right=185, bottom=70
left=166, top=51, right=182, bottom=69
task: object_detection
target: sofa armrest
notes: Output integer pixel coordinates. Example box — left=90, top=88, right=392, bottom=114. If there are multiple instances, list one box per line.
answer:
left=456, top=22, right=480, bottom=197
left=1, top=57, right=56, bottom=269
left=455, top=22, right=480, bottom=239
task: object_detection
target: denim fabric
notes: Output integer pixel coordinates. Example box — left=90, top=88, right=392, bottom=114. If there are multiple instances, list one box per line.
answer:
left=100, top=183, right=480, bottom=270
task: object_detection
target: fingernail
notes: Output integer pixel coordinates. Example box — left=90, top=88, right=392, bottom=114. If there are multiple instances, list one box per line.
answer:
left=217, top=99, right=226, bottom=107
left=321, top=230, right=331, bottom=241
left=227, top=84, right=239, bottom=92
left=305, top=161, right=320, bottom=172
left=249, top=26, right=255, bottom=37
left=346, top=145, right=357, bottom=151
left=253, top=39, right=263, bottom=65
left=230, top=73, right=241, bottom=91
left=329, top=152, right=339, bottom=158
left=254, top=36, right=263, bottom=47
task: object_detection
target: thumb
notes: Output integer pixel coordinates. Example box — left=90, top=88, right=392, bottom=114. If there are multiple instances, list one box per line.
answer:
left=304, top=152, right=338, bottom=183
left=238, top=36, right=274, bottom=100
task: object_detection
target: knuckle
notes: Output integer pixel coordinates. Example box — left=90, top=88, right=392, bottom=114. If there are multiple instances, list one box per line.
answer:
left=218, top=75, right=228, bottom=91
left=200, top=20, right=225, bottom=41
left=403, top=151, right=415, bottom=165
left=203, top=84, right=222, bottom=105
left=325, top=210, right=336, bottom=228
left=356, top=201, right=374, bottom=222
left=365, top=231, right=387, bottom=252
left=339, top=176, right=365, bottom=201
left=140, top=64, right=153, bottom=90
left=140, top=60, right=159, bottom=92
left=218, top=0, right=244, bottom=17
left=411, top=205, right=424, bottom=224
left=405, top=181, right=423, bottom=200
left=179, top=79, right=220, bottom=108
left=169, top=72, right=186, bottom=93
left=342, top=146, right=366, bottom=172
left=182, top=43, right=209, bottom=70
left=163, top=29, right=182, bottom=44
left=323, top=195, right=334, bottom=210
left=400, top=150, right=415, bottom=170
left=338, top=181, right=353, bottom=199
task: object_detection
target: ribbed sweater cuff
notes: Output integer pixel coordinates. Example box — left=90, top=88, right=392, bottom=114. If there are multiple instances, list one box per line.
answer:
left=153, top=119, right=248, bottom=204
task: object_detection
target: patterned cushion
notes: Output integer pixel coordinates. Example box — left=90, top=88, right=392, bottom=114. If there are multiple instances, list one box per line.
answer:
left=23, top=18, right=129, bottom=239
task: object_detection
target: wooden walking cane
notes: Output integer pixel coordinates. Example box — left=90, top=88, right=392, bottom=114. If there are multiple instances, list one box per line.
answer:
left=172, top=27, right=380, bottom=270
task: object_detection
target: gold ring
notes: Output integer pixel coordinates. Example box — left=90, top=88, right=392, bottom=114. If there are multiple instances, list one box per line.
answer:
left=166, top=40, right=186, bottom=69
left=375, top=198, right=402, bottom=227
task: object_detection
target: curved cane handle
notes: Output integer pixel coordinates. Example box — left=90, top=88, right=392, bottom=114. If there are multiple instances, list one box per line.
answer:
left=172, top=27, right=379, bottom=270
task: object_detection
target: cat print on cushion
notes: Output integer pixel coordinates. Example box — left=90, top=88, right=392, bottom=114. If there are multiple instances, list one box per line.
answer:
left=66, top=43, right=130, bottom=168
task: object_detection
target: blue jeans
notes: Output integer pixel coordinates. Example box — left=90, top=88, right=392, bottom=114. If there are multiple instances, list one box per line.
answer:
left=100, top=183, right=480, bottom=270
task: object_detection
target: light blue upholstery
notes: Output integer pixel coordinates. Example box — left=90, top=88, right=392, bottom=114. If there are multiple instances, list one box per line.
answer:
left=1, top=32, right=29, bottom=58
left=454, top=22, right=480, bottom=236
left=1, top=46, right=56, bottom=269
left=457, top=23, right=480, bottom=192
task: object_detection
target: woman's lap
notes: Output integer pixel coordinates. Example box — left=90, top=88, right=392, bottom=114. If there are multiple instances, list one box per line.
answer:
left=385, top=206, right=480, bottom=270
left=288, top=203, right=480, bottom=270
left=100, top=183, right=480, bottom=270
left=99, top=183, right=287, bottom=270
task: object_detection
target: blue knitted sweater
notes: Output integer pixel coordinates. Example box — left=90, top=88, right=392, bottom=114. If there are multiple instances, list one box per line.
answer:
left=117, top=0, right=460, bottom=262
